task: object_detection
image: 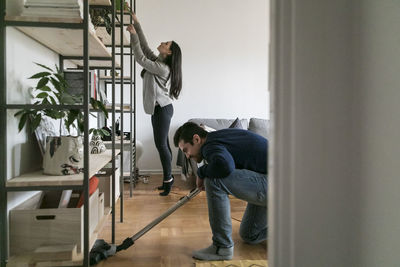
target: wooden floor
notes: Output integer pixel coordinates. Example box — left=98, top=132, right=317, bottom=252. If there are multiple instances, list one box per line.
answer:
left=97, top=174, right=267, bottom=267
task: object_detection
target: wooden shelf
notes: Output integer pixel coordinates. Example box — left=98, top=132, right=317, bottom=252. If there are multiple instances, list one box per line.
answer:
left=90, top=0, right=112, bottom=5
left=6, top=149, right=120, bottom=188
left=105, top=103, right=132, bottom=112
left=70, top=58, right=120, bottom=68
left=5, top=16, right=121, bottom=69
left=99, top=75, right=131, bottom=82
left=96, top=26, right=130, bottom=46
left=103, top=140, right=131, bottom=145
left=5, top=15, right=82, bottom=24
left=6, top=16, right=108, bottom=57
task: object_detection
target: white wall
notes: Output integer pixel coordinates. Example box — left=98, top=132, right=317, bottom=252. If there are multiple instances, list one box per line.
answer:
left=271, top=0, right=400, bottom=266
left=122, top=0, right=269, bottom=173
left=6, top=27, right=61, bottom=209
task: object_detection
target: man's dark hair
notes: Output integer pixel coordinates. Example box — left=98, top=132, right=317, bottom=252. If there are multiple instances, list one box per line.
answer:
left=173, top=122, right=208, bottom=147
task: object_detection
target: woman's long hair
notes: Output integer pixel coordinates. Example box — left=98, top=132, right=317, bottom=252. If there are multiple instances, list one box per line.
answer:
left=140, top=41, right=182, bottom=99
left=165, top=41, right=182, bottom=99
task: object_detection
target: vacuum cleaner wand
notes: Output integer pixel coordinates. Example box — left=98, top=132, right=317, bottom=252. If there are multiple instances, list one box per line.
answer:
left=117, top=187, right=201, bottom=251
left=90, top=188, right=201, bottom=265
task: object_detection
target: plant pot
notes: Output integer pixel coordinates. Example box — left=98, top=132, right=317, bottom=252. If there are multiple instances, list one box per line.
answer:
left=90, top=135, right=106, bottom=154
left=43, top=136, right=84, bottom=175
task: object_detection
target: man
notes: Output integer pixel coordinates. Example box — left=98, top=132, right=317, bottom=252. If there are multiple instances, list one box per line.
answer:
left=173, top=122, right=268, bottom=261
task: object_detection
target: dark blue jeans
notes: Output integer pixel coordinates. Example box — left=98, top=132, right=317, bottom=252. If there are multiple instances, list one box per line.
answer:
left=151, top=104, right=174, bottom=182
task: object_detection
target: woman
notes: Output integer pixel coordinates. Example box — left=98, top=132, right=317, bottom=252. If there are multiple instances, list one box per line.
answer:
left=127, top=13, right=182, bottom=196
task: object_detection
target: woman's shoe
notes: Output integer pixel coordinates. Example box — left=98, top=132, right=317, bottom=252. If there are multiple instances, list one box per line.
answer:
left=157, top=184, right=165, bottom=190
left=159, top=177, right=174, bottom=196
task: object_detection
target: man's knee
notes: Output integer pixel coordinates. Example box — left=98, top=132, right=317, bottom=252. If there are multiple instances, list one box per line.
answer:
left=239, top=227, right=267, bottom=245
left=204, top=177, right=228, bottom=196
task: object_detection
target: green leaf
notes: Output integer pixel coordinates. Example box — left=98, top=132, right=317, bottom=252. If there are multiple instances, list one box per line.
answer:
left=30, top=114, right=42, bottom=133
left=60, top=93, right=76, bottom=104
left=34, top=62, right=53, bottom=72
left=54, top=73, right=66, bottom=85
left=101, top=128, right=110, bottom=136
left=18, top=113, right=28, bottom=132
left=90, top=98, right=98, bottom=109
left=36, top=92, right=48, bottom=99
left=28, top=72, right=51, bottom=79
left=36, top=77, right=49, bottom=89
left=44, top=109, right=63, bottom=119
left=89, top=128, right=94, bottom=134
left=66, top=110, right=79, bottom=125
left=39, top=86, right=52, bottom=92
left=14, top=109, right=26, bottom=117
left=78, top=121, right=84, bottom=133
left=49, top=95, right=57, bottom=105
left=50, top=77, right=62, bottom=92
left=98, top=101, right=109, bottom=119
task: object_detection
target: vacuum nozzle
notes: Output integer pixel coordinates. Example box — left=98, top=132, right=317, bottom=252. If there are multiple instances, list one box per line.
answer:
left=116, top=237, right=135, bottom=252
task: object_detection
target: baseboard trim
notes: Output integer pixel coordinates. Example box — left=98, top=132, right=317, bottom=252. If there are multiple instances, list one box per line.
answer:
left=138, top=169, right=182, bottom=176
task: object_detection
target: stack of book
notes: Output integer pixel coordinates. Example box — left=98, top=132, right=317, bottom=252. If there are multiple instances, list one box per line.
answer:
left=21, top=0, right=84, bottom=19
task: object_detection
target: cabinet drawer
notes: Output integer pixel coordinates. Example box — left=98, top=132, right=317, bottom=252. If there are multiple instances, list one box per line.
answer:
left=9, top=189, right=99, bottom=256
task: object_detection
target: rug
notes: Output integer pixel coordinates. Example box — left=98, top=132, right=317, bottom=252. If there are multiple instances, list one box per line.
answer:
left=195, top=259, right=268, bottom=267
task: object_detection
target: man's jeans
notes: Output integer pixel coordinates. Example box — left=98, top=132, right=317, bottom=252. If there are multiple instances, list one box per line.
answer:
left=204, top=169, right=268, bottom=248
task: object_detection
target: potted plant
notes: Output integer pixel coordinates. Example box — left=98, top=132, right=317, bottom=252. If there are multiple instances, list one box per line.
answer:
left=90, top=8, right=112, bottom=35
left=115, top=0, right=130, bottom=11
left=14, top=63, right=109, bottom=175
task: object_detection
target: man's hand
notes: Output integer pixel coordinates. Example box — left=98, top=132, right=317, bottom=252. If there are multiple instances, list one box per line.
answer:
left=126, top=24, right=136, bottom=34
left=196, top=176, right=205, bottom=191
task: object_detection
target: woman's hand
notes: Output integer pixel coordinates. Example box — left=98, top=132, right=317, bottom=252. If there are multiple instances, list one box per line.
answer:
left=131, top=12, right=139, bottom=23
left=126, top=24, right=136, bottom=34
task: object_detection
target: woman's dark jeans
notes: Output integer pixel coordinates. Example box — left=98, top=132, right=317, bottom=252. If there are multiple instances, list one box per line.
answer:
left=151, top=104, right=174, bottom=182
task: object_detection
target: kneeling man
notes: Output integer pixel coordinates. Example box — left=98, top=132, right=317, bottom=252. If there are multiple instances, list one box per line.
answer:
left=173, top=122, right=268, bottom=260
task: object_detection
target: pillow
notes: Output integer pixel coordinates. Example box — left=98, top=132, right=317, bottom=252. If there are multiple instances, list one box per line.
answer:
left=77, top=176, right=99, bottom=208
left=248, top=118, right=269, bottom=138
left=228, top=117, right=243, bottom=129
left=200, top=124, right=216, bottom=132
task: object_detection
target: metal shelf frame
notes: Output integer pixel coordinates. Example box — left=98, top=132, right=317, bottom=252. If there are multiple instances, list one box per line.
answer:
left=0, top=0, right=137, bottom=266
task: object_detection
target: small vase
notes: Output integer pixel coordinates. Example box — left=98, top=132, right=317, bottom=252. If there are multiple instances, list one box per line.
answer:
left=90, top=135, right=106, bottom=154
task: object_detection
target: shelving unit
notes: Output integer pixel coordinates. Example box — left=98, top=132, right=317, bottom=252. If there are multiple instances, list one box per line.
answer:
left=0, top=0, right=136, bottom=266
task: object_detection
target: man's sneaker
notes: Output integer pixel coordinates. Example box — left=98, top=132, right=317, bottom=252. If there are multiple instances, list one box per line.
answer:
left=192, top=244, right=233, bottom=261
